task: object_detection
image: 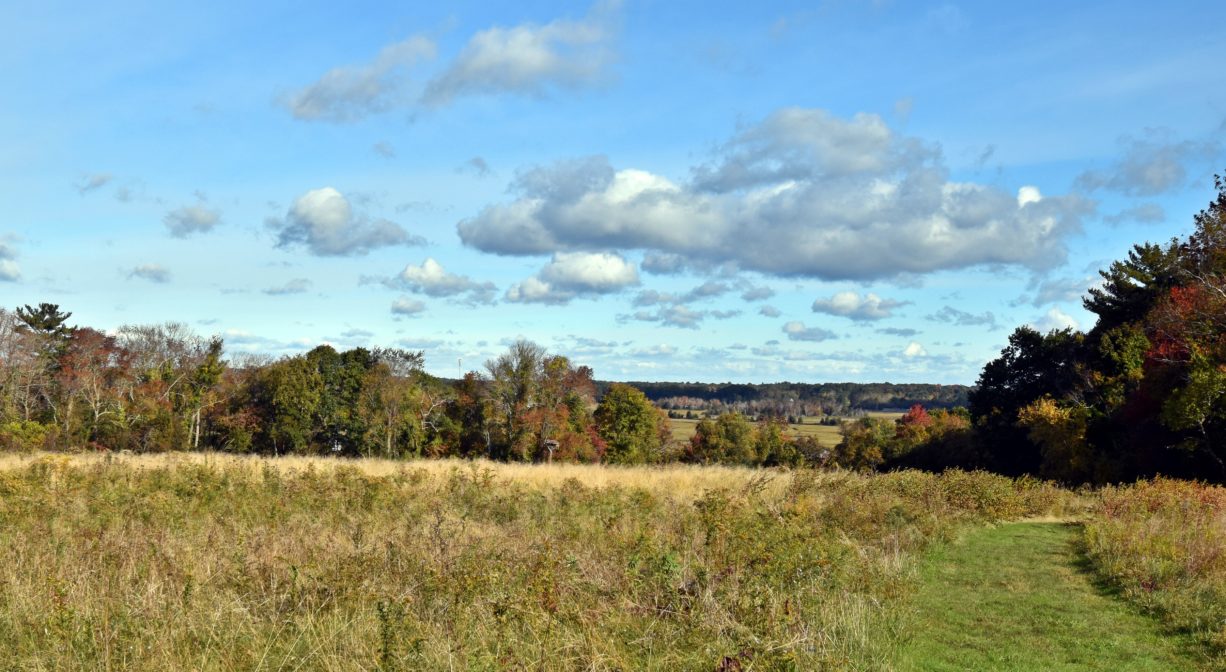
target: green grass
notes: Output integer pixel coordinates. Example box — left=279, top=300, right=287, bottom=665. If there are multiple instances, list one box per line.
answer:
left=897, top=522, right=1202, bottom=671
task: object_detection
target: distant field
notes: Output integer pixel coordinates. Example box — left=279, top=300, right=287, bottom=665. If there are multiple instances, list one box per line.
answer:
left=665, top=412, right=904, bottom=448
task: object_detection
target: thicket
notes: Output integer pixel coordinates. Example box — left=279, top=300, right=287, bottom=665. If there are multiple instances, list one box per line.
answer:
left=0, top=455, right=1077, bottom=670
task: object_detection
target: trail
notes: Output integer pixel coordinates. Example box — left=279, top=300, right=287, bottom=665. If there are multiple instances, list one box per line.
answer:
left=896, top=522, right=1201, bottom=671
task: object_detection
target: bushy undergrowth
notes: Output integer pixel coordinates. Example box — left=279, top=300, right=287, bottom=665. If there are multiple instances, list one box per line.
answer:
left=0, top=457, right=1076, bottom=670
left=1083, top=478, right=1226, bottom=669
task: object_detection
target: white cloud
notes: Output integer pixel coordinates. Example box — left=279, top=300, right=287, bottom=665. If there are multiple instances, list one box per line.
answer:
left=1019, top=275, right=1098, bottom=307
left=630, top=344, right=677, bottom=358
left=926, top=305, right=998, bottom=329
left=1033, top=307, right=1080, bottom=332
left=263, top=278, right=311, bottom=296
left=631, top=289, right=675, bottom=307
left=269, top=187, right=423, bottom=256
left=1017, top=185, right=1042, bottom=206
left=1075, top=128, right=1220, bottom=196
left=422, top=3, right=617, bottom=106
left=811, top=291, right=908, bottom=321
left=505, top=251, right=638, bottom=305
left=164, top=204, right=221, bottom=237
left=759, top=305, right=781, bottom=318
left=458, top=108, right=1092, bottom=281
left=395, top=257, right=496, bottom=303
left=740, top=285, right=775, bottom=301
left=902, top=342, right=927, bottom=357
left=283, top=36, right=436, bottom=122
left=1103, top=203, right=1165, bottom=226
left=391, top=296, right=426, bottom=316
left=129, top=264, right=170, bottom=283
left=625, top=304, right=708, bottom=329
left=782, top=321, right=838, bottom=342
left=0, top=243, right=19, bottom=282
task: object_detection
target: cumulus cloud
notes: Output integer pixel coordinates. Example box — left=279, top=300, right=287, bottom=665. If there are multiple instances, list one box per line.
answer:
left=782, top=321, right=838, bottom=342
left=372, top=141, right=396, bottom=158
left=505, top=251, right=638, bottom=304
left=926, top=305, right=998, bottom=329
left=0, top=242, right=19, bottom=282
left=263, top=278, right=312, bottom=296
left=1033, top=307, right=1080, bottom=332
left=283, top=36, right=436, bottom=122
left=877, top=327, right=920, bottom=337
left=164, top=203, right=221, bottom=237
left=629, top=289, right=670, bottom=306
left=421, top=3, right=618, bottom=107
left=624, top=304, right=708, bottom=329
left=759, top=305, right=782, bottom=318
left=1075, top=129, right=1220, bottom=196
left=268, top=187, right=423, bottom=256
left=680, top=280, right=730, bottom=302
left=811, top=291, right=908, bottom=321
left=393, top=257, right=496, bottom=303
left=76, top=173, right=112, bottom=194
left=740, top=285, right=775, bottom=301
left=391, top=296, right=426, bottom=316
left=457, top=108, right=1092, bottom=281
left=129, top=264, right=170, bottom=283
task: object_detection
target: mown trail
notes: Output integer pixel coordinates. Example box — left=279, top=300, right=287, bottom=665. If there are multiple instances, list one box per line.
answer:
left=896, top=522, right=1201, bottom=671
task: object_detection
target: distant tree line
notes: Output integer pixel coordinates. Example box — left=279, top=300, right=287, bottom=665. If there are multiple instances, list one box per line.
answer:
left=834, top=173, right=1226, bottom=484
left=608, top=381, right=969, bottom=417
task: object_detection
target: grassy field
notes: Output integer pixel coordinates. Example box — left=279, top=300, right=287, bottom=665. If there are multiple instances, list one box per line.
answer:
left=898, top=522, right=1200, bottom=671
left=0, top=453, right=1082, bottom=670
left=665, top=412, right=906, bottom=447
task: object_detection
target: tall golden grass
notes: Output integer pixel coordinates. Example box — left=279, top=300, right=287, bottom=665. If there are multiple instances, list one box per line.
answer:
left=0, top=454, right=1079, bottom=670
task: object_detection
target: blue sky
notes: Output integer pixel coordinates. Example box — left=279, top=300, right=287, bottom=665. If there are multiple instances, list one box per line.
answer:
left=2, top=0, right=1224, bottom=384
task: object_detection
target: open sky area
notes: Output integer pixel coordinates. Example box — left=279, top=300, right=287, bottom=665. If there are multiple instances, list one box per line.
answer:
left=3, top=0, right=1225, bottom=384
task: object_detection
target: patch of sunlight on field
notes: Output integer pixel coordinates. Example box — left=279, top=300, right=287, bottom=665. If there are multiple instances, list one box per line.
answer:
left=0, top=451, right=800, bottom=501
left=667, top=416, right=844, bottom=447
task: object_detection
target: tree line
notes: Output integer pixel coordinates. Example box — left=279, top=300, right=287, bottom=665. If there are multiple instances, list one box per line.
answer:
left=0, top=313, right=827, bottom=466
left=613, top=380, right=969, bottom=417
left=836, top=173, right=1226, bottom=484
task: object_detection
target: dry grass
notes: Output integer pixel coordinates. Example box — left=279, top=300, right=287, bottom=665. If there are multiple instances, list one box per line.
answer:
left=1083, top=478, right=1226, bottom=668
left=0, top=451, right=798, bottom=501
left=0, top=454, right=1079, bottom=670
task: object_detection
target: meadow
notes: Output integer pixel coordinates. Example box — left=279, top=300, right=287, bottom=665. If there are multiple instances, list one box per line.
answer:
left=0, top=453, right=1220, bottom=670
left=0, top=453, right=1085, bottom=671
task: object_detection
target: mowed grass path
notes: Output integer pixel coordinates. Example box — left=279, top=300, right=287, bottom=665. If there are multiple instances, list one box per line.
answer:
left=898, top=522, right=1201, bottom=671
